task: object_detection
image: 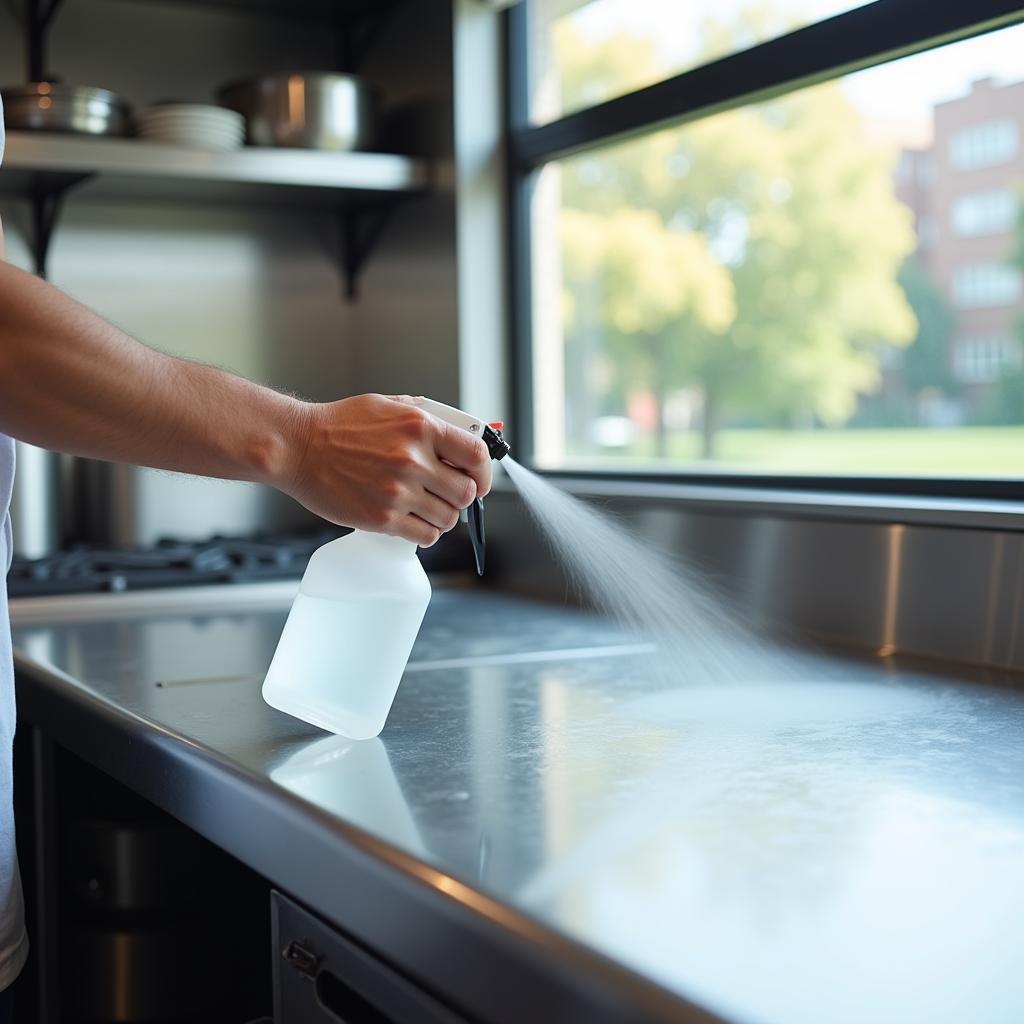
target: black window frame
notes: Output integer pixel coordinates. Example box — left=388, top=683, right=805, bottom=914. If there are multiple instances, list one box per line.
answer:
left=506, top=0, right=1024, bottom=501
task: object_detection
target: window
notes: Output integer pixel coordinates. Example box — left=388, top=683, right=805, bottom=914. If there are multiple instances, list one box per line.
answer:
left=952, top=264, right=1022, bottom=308
left=951, top=191, right=1017, bottom=237
left=526, top=0, right=873, bottom=126
left=510, top=5, right=1024, bottom=481
left=954, top=336, right=1023, bottom=383
left=949, top=119, right=1019, bottom=170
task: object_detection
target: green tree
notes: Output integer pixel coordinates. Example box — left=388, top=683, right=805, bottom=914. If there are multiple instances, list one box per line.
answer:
left=982, top=368, right=1024, bottom=425
left=1013, top=200, right=1024, bottom=273
left=562, top=207, right=734, bottom=455
left=1013, top=199, right=1024, bottom=353
left=554, top=18, right=917, bottom=458
left=898, top=257, right=956, bottom=396
left=988, top=198, right=1024, bottom=426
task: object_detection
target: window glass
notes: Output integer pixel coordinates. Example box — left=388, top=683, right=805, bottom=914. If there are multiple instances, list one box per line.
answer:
left=954, top=336, right=1023, bottom=383
left=529, top=25, right=1024, bottom=476
left=951, top=191, right=1017, bottom=237
left=952, top=264, right=1021, bottom=307
left=527, top=0, right=872, bottom=125
left=949, top=119, right=1019, bottom=170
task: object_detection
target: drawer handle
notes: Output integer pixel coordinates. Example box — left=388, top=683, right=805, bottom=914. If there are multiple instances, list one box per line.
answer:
left=283, top=940, right=320, bottom=979
left=283, top=941, right=391, bottom=1023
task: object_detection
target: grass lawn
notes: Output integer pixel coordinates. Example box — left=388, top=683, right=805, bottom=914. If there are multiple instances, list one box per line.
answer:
left=568, top=426, right=1024, bottom=476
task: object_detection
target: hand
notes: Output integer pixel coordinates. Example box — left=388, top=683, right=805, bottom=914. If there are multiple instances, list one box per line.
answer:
left=280, top=394, right=492, bottom=547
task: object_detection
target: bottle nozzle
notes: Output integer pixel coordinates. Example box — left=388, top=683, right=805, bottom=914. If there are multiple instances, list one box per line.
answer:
left=482, top=424, right=510, bottom=461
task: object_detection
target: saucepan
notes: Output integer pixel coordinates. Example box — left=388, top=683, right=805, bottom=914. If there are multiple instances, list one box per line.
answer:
left=217, top=72, right=374, bottom=151
left=0, top=82, right=131, bottom=136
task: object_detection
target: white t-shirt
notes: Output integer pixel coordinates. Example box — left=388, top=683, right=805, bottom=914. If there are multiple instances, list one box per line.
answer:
left=0, top=96, right=30, bottom=992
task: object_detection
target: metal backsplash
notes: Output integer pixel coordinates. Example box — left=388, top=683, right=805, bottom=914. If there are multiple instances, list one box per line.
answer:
left=484, top=484, right=1024, bottom=673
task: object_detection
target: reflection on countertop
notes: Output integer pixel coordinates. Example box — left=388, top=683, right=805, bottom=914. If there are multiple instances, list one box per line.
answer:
left=11, top=586, right=1024, bottom=1024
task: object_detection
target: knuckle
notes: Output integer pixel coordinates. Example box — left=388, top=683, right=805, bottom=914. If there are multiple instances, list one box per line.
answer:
left=402, top=409, right=432, bottom=441
left=388, top=450, right=420, bottom=478
left=422, top=528, right=441, bottom=548
left=379, top=478, right=404, bottom=502
left=456, top=477, right=476, bottom=508
left=362, top=393, right=389, bottom=417
left=371, top=506, right=397, bottom=530
left=445, top=508, right=460, bottom=531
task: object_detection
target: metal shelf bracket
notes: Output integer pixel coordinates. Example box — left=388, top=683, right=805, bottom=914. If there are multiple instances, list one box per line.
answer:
left=341, top=203, right=399, bottom=301
left=27, top=172, right=92, bottom=279
left=335, top=0, right=405, bottom=73
left=22, top=0, right=66, bottom=81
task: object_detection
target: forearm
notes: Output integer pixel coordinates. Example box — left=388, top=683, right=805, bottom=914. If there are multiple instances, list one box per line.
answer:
left=0, top=255, right=493, bottom=546
left=0, top=260, right=307, bottom=487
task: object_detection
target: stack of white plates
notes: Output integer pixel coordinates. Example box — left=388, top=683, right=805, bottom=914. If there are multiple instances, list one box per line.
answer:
left=136, top=104, right=245, bottom=150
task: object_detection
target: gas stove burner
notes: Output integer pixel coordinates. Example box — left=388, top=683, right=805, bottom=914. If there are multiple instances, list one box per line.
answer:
left=8, top=530, right=347, bottom=598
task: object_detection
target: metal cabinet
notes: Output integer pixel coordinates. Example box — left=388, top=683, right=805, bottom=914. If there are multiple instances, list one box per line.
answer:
left=272, top=892, right=468, bottom=1024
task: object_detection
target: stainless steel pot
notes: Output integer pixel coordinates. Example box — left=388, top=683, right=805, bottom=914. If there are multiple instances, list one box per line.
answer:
left=10, top=441, right=62, bottom=559
left=217, top=72, right=374, bottom=151
left=66, top=923, right=211, bottom=1020
left=64, top=816, right=205, bottom=912
left=73, top=455, right=286, bottom=546
left=0, top=82, right=131, bottom=137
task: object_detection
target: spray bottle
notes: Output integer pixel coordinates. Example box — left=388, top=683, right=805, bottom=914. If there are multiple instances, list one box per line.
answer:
left=262, top=398, right=510, bottom=739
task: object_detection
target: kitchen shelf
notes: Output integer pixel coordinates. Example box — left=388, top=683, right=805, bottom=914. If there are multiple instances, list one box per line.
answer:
left=0, top=131, right=432, bottom=293
left=0, top=131, right=429, bottom=202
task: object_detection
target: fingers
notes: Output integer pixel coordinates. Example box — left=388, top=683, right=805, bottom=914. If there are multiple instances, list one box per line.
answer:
left=391, top=513, right=442, bottom=548
left=389, top=401, right=492, bottom=504
left=409, top=488, right=460, bottom=533
left=432, top=422, right=492, bottom=499
left=287, top=393, right=496, bottom=544
left=425, top=462, right=480, bottom=510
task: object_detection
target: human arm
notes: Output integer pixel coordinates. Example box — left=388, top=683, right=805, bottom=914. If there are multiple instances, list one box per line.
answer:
left=0, top=259, right=491, bottom=546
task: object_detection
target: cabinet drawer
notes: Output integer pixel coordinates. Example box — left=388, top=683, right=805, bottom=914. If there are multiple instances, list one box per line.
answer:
left=272, top=891, right=470, bottom=1024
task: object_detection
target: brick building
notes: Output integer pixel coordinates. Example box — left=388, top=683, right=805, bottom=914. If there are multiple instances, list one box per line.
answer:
left=895, top=77, right=1024, bottom=413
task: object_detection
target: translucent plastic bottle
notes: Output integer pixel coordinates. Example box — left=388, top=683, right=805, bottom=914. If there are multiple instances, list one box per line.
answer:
left=262, top=530, right=431, bottom=739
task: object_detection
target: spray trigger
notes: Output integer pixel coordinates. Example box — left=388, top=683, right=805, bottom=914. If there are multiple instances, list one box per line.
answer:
left=410, top=398, right=506, bottom=576
left=467, top=497, right=486, bottom=577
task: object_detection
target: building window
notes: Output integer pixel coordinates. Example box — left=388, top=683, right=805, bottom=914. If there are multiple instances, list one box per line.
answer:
left=954, top=336, right=1023, bottom=383
left=951, top=190, right=1017, bottom=236
left=952, top=264, right=1022, bottom=308
left=949, top=119, right=1019, bottom=170
left=510, top=5, right=1024, bottom=484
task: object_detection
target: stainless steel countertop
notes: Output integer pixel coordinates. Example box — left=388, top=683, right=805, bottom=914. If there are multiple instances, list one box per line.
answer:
left=11, top=585, right=1024, bottom=1024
